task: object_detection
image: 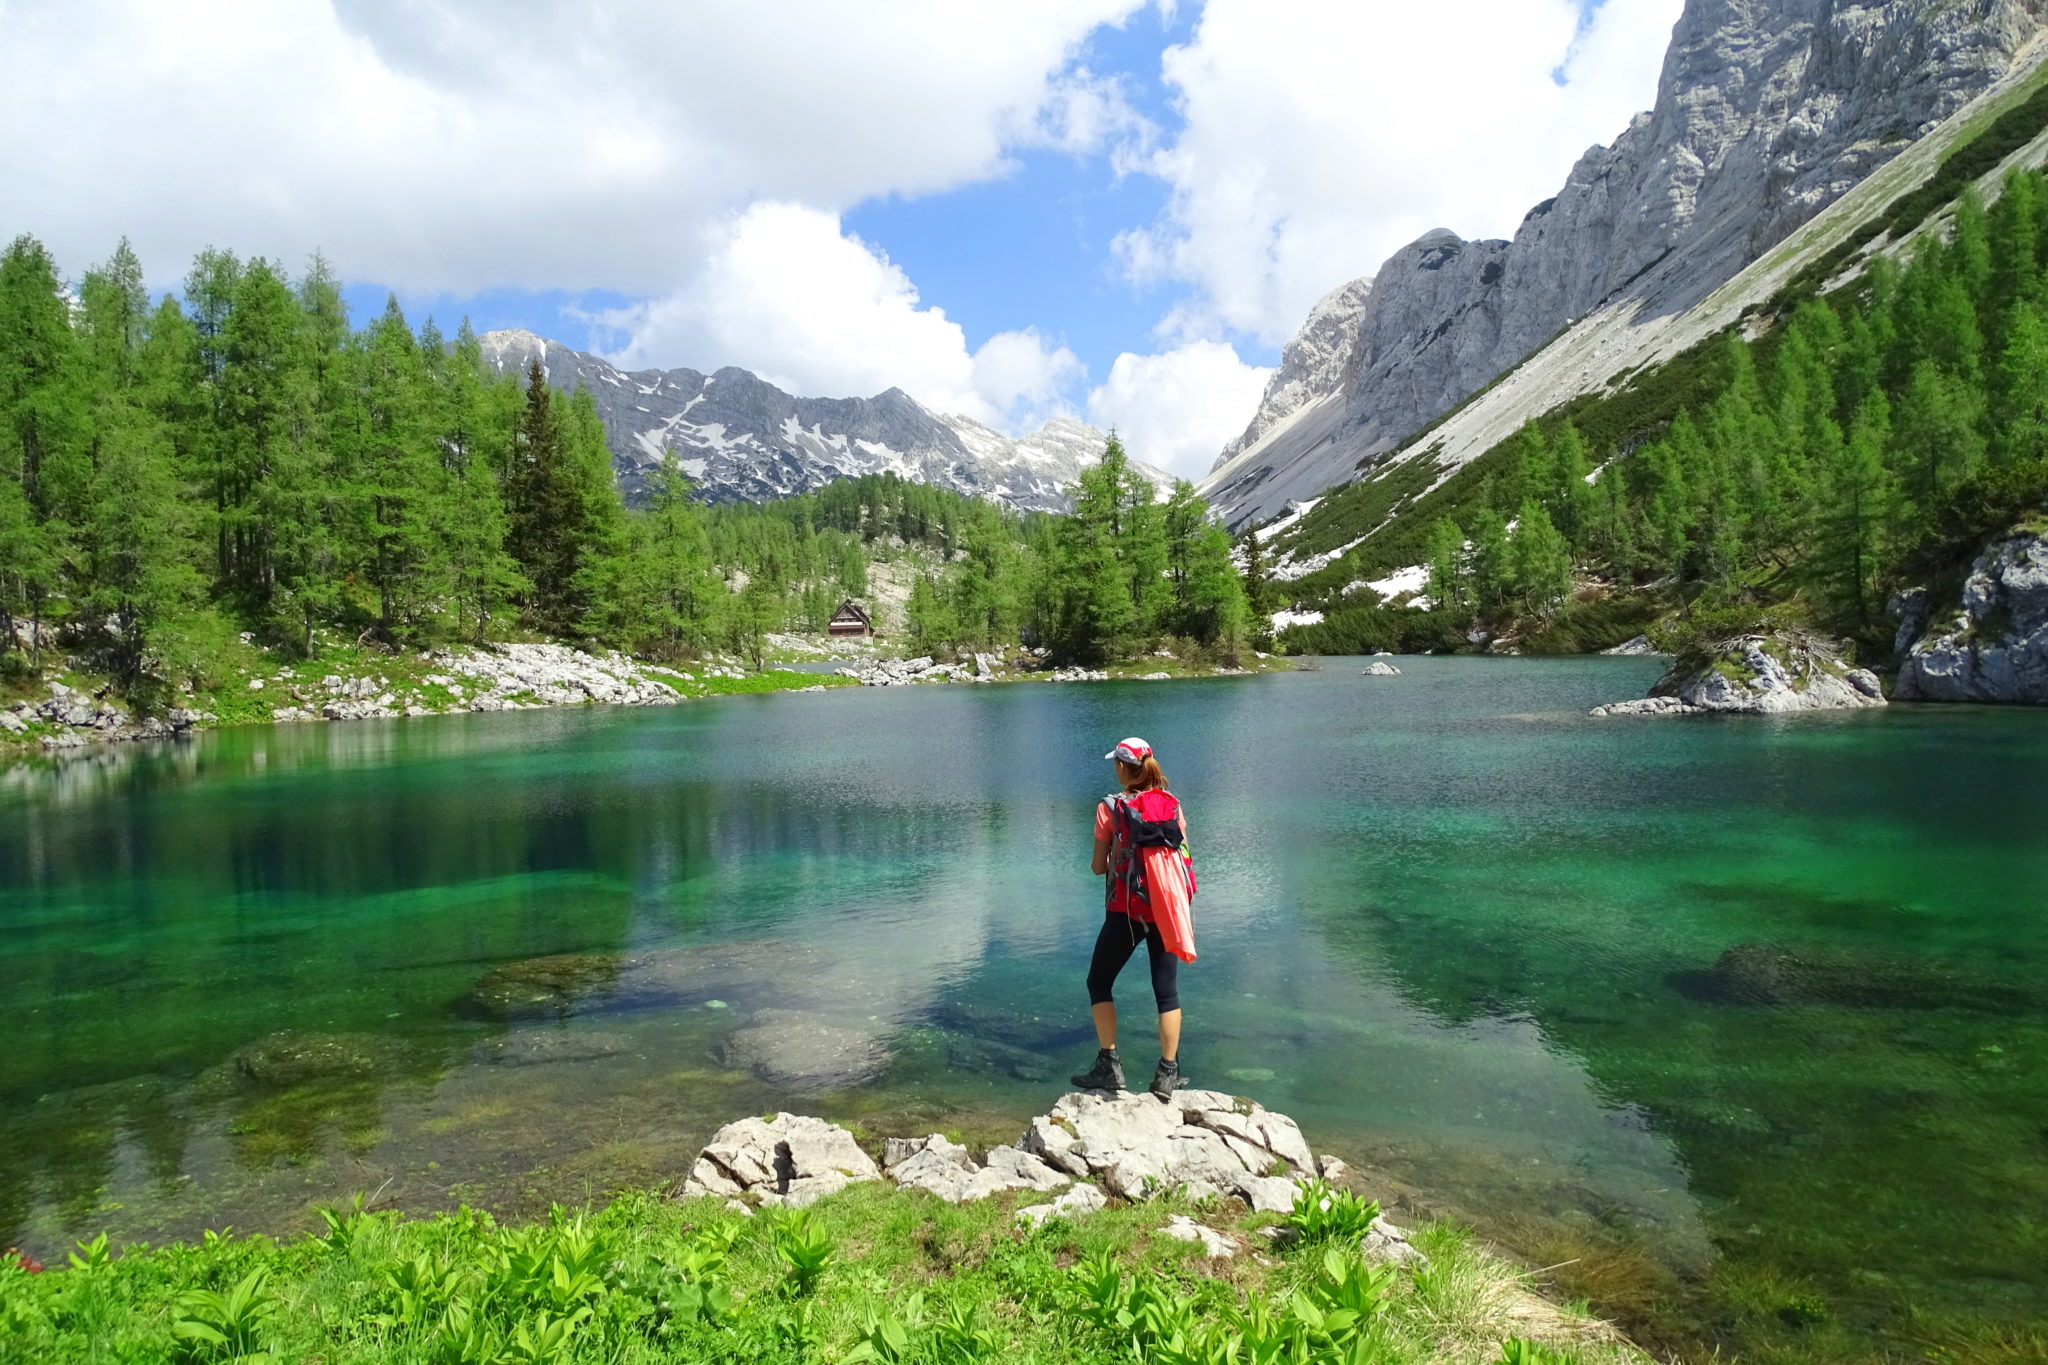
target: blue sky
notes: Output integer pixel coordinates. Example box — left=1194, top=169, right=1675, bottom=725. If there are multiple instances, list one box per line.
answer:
left=6, top=0, right=1681, bottom=476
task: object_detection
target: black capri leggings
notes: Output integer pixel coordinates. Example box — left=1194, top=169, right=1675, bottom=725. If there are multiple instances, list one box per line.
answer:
left=1086, top=912, right=1180, bottom=1014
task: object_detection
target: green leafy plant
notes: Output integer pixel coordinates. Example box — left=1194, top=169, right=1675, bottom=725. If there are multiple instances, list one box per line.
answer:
left=0, top=1262, right=45, bottom=1339
left=1281, top=1179, right=1383, bottom=1245
left=1288, top=1248, right=1393, bottom=1349
left=844, top=1290, right=925, bottom=1364
left=315, top=1193, right=386, bottom=1258
left=170, top=1267, right=280, bottom=1362
left=929, top=1298, right=1003, bottom=1365
left=371, top=1252, right=468, bottom=1331
left=429, top=1297, right=503, bottom=1365
left=66, top=1232, right=114, bottom=1272
left=1071, top=1249, right=1135, bottom=1332
left=1495, top=1337, right=1579, bottom=1365
left=500, top=1307, right=591, bottom=1365
left=768, top=1208, right=835, bottom=1297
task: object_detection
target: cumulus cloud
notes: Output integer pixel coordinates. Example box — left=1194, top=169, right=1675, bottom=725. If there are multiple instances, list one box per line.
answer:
left=1086, top=341, right=1272, bottom=479
left=590, top=203, right=1080, bottom=430
left=972, top=328, right=1087, bottom=426
left=0, top=0, right=1143, bottom=295
left=1118, top=0, right=1683, bottom=343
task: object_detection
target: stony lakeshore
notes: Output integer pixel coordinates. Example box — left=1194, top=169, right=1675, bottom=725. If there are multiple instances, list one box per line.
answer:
left=667, top=1089, right=1626, bottom=1350
left=3, top=636, right=1283, bottom=755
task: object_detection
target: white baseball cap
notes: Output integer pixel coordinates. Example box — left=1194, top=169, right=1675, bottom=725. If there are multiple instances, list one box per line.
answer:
left=1104, top=737, right=1153, bottom=765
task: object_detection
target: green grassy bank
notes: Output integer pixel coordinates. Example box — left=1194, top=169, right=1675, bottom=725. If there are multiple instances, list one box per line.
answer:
left=0, top=1179, right=1639, bottom=1365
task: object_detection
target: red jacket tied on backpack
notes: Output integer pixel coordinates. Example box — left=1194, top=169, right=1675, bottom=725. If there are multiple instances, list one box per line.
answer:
left=1096, top=788, right=1197, bottom=963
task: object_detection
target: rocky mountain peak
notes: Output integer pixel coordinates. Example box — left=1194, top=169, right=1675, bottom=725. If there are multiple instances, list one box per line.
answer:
left=1203, top=0, right=2048, bottom=528
left=475, top=332, right=1166, bottom=512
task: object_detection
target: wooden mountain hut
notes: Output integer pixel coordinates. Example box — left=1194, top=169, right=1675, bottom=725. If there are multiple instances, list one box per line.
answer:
left=828, top=599, right=875, bottom=638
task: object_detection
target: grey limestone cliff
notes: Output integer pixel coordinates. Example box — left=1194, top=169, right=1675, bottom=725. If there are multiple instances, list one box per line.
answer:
left=1895, top=525, right=2048, bottom=703
left=1206, top=0, right=2048, bottom=528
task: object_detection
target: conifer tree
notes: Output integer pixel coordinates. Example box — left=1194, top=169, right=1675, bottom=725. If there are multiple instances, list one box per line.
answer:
left=505, top=360, right=583, bottom=633
left=1986, top=171, right=2041, bottom=325
left=1890, top=359, right=1984, bottom=537
left=1547, top=424, right=1595, bottom=546
left=0, top=234, right=86, bottom=664
left=77, top=239, right=149, bottom=388
left=1178, top=517, right=1250, bottom=655
left=1511, top=499, right=1573, bottom=618
left=1813, top=393, right=1896, bottom=627
left=1237, top=523, right=1277, bottom=627
left=1992, top=298, right=2048, bottom=466
left=351, top=297, right=446, bottom=642
left=1424, top=516, right=1466, bottom=613
left=86, top=415, right=201, bottom=692
left=1468, top=507, right=1514, bottom=617
left=1047, top=437, right=1138, bottom=662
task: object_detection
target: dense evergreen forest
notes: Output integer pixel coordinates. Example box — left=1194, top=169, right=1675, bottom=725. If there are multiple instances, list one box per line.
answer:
left=1277, top=169, right=2048, bottom=658
left=0, top=237, right=1250, bottom=707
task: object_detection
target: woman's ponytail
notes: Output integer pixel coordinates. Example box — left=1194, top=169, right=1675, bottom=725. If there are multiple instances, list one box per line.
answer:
left=1118, top=755, right=1169, bottom=792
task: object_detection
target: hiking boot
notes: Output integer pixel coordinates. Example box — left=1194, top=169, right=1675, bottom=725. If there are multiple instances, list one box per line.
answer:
left=1070, top=1047, right=1125, bottom=1092
left=1149, top=1058, right=1182, bottom=1101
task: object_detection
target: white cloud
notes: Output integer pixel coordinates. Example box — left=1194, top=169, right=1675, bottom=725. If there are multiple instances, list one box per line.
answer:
left=0, top=0, right=1143, bottom=296
left=1008, top=67, right=1158, bottom=170
left=591, top=203, right=1080, bottom=431
left=1120, top=0, right=1683, bottom=343
left=971, top=328, right=1086, bottom=426
left=1086, top=341, right=1272, bottom=479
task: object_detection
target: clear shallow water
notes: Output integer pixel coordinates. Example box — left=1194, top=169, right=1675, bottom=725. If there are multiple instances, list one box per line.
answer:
left=3, top=659, right=2045, bottom=1357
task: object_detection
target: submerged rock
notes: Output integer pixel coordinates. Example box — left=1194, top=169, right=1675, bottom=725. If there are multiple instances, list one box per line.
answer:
left=231, top=1031, right=406, bottom=1087
left=1361, top=662, right=1401, bottom=676
left=1591, top=631, right=1885, bottom=716
left=1895, top=526, right=2048, bottom=704
left=466, top=941, right=821, bottom=1021
left=467, top=954, right=630, bottom=1019
left=1683, top=942, right=2033, bottom=1013
left=474, top=1030, right=632, bottom=1067
left=716, top=1009, right=890, bottom=1092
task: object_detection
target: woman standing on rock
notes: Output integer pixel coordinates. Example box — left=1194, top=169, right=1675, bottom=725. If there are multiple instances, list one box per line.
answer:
left=1072, top=737, right=1197, bottom=1100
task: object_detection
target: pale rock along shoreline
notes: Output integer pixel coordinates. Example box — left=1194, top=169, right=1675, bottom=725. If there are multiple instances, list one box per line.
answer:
left=676, top=1089, right=1419, bottom=1261
left=1590, top=631, right=1887, bottom=717
left=4, top=642, right=706, bottom=753
left=668, top=1090, right=1641, bottom=1346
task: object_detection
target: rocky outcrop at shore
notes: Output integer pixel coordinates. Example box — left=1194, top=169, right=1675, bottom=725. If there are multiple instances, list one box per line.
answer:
left=684, top=1089, right=1344, bottom=1210
left=2, top=681, right=211, bottom=748
left=835, top=653, right=1003, bottom=686
left=323, top=643, right=683, bottom=719
left=1894, top=526, right=2048, bottom=705
left=1591, top=632, right=1885, bottom=717
left=675, top=1089, right=1428, bottom=1264
left=4, top=643, right=694, bottom=752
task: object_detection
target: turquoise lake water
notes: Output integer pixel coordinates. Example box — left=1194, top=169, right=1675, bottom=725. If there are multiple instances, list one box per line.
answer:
left=3, top=658, right=2045, bottom=1359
